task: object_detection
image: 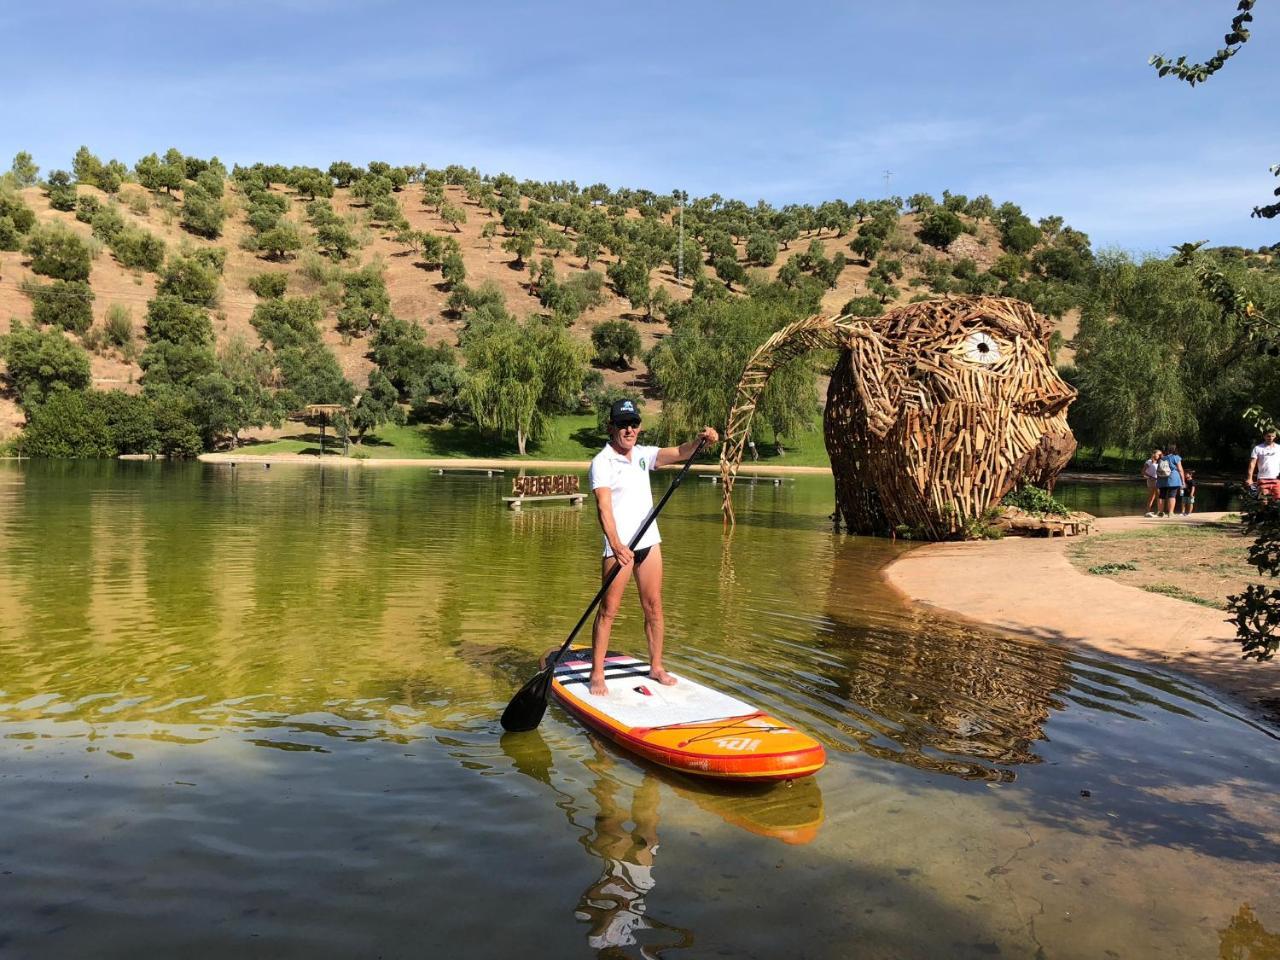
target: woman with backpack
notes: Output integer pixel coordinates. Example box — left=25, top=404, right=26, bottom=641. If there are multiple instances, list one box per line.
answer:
left=1156, top=443, right=1186, bottom=517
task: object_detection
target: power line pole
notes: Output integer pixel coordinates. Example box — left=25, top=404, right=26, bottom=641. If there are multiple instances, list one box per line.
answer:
left=675, top=188, right=686, bottom=283
left=883, top=170, right=893, bottom=197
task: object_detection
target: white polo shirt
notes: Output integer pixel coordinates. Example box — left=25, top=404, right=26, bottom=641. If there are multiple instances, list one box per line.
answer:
left=589, top=442, right=661, bottom=557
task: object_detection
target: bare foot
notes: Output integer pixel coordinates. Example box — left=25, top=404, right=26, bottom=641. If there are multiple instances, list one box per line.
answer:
left=649, top=668, right=678, bottom=686
left=589, top=672, right=609, bottom=696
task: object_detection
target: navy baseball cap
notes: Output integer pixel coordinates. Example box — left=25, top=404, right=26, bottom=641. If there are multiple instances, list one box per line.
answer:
left=609, top=398, right=641, bottom=426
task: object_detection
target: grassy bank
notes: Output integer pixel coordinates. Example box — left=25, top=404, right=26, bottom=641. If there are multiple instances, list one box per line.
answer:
left=238, top=414, right=834, bottom=467
left=1066, top=517, right=1251, bottom=610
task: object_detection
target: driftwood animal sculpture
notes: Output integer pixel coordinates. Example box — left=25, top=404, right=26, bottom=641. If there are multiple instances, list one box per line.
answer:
left=720, top=296, right=1077, bottom=539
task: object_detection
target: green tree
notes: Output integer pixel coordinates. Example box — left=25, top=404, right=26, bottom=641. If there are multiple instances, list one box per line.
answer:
left=591, top=319, right=642, bottom=369
left=336, top=265, right=391, bottom=336
left=291, top=167, right=333, bottom=201
left=503, top=230, right=537, bottom=270
left=439, top=202, right=467, bottom=232
left=350, top=369, right=405, bottom=442
left=647, top=284, right=817, bottom=446
left=72, top=146, right=104, bottom=187
left=0, top=319, right=93, bottom=405
left=208, top=334, right=281, bottom=447
left=30, top=279, right=94, bottom=333
left=44, top=170, right=77, bottom=211
left=157, top=255, right=220, bottom=307
left=917, top=208, right=963, bottom=249
left=713, top=255, right=747, bottom=291
left=25, top=223, right=91, bottom=281
left=251, top=296, right=326, bottom=350
left=315, top=218, right=357, bottom=261
left=461, top=317, right=588, bottom=454
left=106, top=226, right=164, bottom=272
left=180, top=184, right=225, bottom=238
left=10, top=151, right=38, bottom=187
left=257, top=221, right=304, bottom=261
left=746, top=232, right=778, bottom=266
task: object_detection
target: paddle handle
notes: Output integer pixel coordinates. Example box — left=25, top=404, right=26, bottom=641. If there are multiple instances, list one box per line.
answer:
left=548, top=436, right=709, bottom=666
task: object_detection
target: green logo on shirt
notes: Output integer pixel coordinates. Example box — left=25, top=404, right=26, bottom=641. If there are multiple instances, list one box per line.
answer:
left=639, top=457, right=646, bottom=469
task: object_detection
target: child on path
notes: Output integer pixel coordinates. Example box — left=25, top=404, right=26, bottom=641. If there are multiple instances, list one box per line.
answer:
left=1181, top=470, right=1196, bottom=515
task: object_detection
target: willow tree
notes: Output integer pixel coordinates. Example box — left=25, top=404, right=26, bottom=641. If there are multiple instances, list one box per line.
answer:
left=461, top=317, right=588, bottom=455
left=647, top=283, right=820, bottom=447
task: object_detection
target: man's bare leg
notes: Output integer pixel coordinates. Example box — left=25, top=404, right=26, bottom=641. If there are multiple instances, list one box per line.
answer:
left=634, top=547, right=676, bottom=685
left=589, top=557, right=633, bottom=695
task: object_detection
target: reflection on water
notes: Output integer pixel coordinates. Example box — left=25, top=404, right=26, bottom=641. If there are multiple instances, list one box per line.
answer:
left=1220, top=904, right=1280, bottom=959
left=0, top=461, right=1277, bottom=959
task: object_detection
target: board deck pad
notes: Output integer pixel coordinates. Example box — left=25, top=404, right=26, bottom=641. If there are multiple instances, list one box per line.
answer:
left=554, top=654, right=755, bottom=727
left=549, top=651, right=825, bottom=781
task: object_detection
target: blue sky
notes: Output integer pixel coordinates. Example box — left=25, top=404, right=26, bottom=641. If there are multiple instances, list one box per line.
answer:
left=2, top=1, right=1275, bottom=252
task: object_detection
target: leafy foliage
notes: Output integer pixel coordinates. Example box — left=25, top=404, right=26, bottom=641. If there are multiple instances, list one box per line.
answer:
left=25, top=223, right=92, bottom=281
left=0, top=319, right=93, bottom=406
left=999, top=483, right=1071, bottom=518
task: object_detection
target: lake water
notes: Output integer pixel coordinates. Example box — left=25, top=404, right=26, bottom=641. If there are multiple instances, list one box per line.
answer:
left=0, top=461, right=1274, bottom=959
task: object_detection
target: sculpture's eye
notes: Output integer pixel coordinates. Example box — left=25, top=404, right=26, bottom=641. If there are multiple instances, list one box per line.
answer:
left=963, top=331, right=1002, bottom=365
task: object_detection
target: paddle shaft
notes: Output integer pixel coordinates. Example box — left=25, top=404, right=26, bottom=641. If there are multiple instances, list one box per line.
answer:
left=546, top=435, right=709, bottom=669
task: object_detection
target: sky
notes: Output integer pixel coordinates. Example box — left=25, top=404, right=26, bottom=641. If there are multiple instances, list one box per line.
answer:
left=1, top=1, right=1276, bottom=253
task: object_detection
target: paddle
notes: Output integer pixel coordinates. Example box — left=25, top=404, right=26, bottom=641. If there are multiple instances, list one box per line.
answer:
left=500, top=435, right=710, bottom=732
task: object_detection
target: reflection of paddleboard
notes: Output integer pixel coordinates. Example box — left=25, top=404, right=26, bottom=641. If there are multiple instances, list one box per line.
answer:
left=548, top=650, right=826, bottom=781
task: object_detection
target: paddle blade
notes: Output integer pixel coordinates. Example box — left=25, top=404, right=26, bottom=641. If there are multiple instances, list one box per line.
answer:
left=500, top=668, right=553, bottom=732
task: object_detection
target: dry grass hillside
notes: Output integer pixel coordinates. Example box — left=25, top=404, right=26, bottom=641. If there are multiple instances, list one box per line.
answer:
left=0, top=176, right=1062, bottom=443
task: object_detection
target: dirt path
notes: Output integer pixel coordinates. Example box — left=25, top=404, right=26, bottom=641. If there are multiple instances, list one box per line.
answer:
left=884, top=512, right=1278, bottom=721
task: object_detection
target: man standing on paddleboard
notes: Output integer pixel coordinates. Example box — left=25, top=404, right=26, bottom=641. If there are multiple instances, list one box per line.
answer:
left=587, top=398, right=718, bottom=696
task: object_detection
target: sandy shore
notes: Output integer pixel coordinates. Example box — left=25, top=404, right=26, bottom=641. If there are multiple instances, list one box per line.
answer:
left=196, top=451, right=835, bottom=475
left=884, top=512, right=1278, bottom=722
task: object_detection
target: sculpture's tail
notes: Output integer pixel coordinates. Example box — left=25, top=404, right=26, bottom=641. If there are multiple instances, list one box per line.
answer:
left=720, top=315, right=860, bottom=527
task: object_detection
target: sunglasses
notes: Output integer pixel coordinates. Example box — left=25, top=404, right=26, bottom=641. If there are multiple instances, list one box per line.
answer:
left=613, top=421, right=641, bottom=431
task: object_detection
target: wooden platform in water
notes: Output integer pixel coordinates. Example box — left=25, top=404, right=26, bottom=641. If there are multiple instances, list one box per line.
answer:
left=502, top=493, right=585, bottom=510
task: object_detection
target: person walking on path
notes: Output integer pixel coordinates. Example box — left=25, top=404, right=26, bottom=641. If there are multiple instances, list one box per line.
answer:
left=1141, top=449, right=1163, bottom=517
left=587, top=398, right=718, bottom=697
left=1246, top=429, right=1280, bottom=499
left=1156, top=443, right=1186, bottom=517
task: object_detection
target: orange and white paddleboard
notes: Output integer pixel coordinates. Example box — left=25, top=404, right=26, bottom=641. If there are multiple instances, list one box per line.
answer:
left=548, top=651, right=826, bottom=781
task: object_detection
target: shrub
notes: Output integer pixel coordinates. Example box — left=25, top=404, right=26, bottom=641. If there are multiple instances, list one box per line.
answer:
left=126, top=191, right=150, bottom=217
left=0, top=189, right=36, bottom=235
left=89, top=204, right=126, bottom=242
left=30, top=279, right=94, bottom=333
left=110, top=226, right=166, bottom=272
left=1000, top=483, right=1071, bottom=517
left=248, top=272, right=289, bottom=298
left=75, top=194, right=102, bottom=224
left=157, top=255, right=220, bottom=307
left=104, top=303, right=134, bottom=349
left=0, top=216, right=20, bottom=251
left=21, top=390, right=114, bottom=458
left=25, top=223, right=92, bottom=281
